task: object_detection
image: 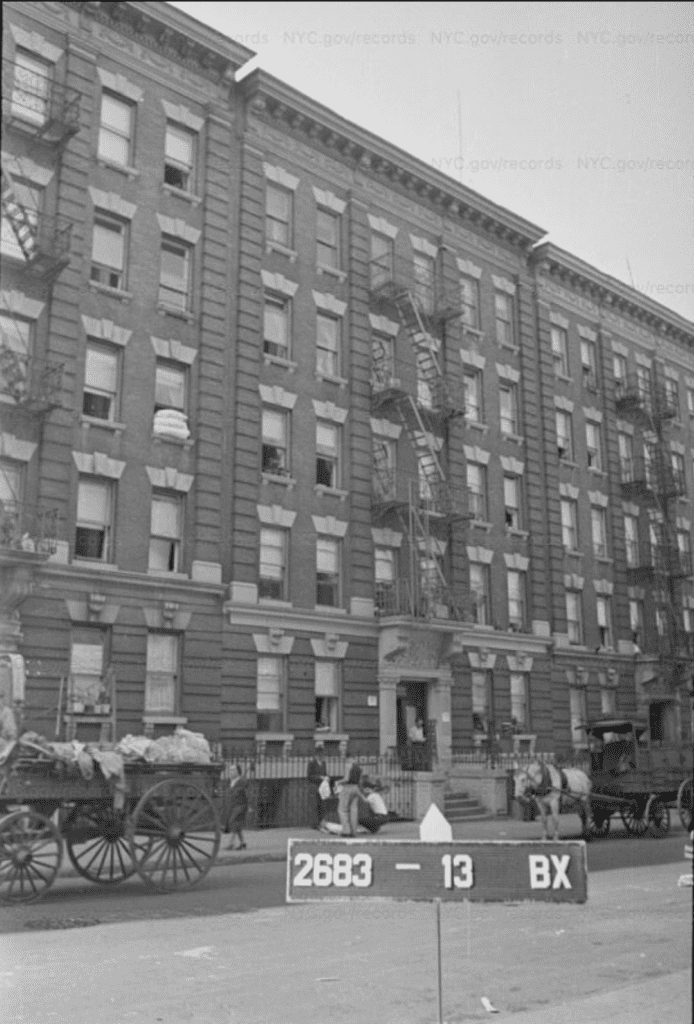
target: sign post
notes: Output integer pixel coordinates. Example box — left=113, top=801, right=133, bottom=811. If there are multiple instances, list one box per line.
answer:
left=287, top=838, right=587, bottom=1023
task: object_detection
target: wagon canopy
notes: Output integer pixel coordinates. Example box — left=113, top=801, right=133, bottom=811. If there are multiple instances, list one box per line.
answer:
left=587, top=719, right=649, bottom=740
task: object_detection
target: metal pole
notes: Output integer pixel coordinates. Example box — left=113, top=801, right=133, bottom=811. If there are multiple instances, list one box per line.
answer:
left=435, top=898, right=443, bottom=1024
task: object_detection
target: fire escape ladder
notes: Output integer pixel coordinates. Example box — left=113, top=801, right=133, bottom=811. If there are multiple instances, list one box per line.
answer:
left=1, top=161, right=37, bottom=262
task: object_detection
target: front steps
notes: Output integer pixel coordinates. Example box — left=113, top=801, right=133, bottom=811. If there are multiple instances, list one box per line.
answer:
left=443, top=790, right=490, bottom=822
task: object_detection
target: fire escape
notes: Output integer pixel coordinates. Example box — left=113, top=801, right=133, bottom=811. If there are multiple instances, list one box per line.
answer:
left=616, top=365, right=694, bottom=710
left=370, top=251, right=467, bottom=620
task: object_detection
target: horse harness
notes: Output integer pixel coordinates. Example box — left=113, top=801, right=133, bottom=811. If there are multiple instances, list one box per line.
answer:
left=526, top=764, right=568, bottom=798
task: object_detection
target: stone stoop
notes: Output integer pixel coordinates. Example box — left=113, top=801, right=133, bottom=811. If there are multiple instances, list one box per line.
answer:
left=443, top=790, right=490, bottom=822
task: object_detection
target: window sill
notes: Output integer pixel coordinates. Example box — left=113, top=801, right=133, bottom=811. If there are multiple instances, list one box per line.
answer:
left=161, top=183, right=202, bottom=206
left=465, top=420, right=489, bottom=434
left=81, top=415, right=126, bottom=434
left=72, top=559, right=119, bottom=571
left=157, top=303, right=195, bottom=322
left=498, top=340, right=520, bottom=354
left=554, top=372, right=573, bottom=384
left=314, top=605, right=347, bottom=615
left=315, top=485, right=348, bottom=500
left=96, top=157, right=139, bottom=179
left=147, top=570, right=189, bottom=579
left=143, top=715, right=187, bottom=726
left=262, top=472, right=296, bottom=489
left=266, top=240, right=298, bottom=262
left=587, top=467, right=606, bottom=477
left=470, top=519, right=493, bottom=532
left=259, top=598, right=293, bottom=608
left=263, top=353, right=297, bottom=371
left=315, top=371, right=349, bottom=388
left=152, top=433, right=195, bottom=448
left=462, top=326, right=485, bottom=342
left=507, top=528, right=529, bottom=539
left=501, top=432, right=524, bottom=445
left=595, top=555, right=613, bottom=565
left=564, top=548, right=584, bottom=558
left=89, top=281, right=133, bottom=303
left=316, top=263, right=347, bottom=282
left=559, top=458, right=578, bottom=468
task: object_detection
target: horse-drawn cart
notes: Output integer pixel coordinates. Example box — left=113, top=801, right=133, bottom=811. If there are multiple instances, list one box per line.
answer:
left=586, top=719, right=693, bottom=839
left=0, top=742, right=222, bottom=904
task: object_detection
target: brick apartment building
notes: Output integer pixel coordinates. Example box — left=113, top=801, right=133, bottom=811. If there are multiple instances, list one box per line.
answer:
left=1, top=1, right=692, bottom=765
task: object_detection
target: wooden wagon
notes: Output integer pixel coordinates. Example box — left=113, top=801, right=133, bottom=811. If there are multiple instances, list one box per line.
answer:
left=586, top=719, right=693, bottom=838
left=0, top=745, right=223, bottom=904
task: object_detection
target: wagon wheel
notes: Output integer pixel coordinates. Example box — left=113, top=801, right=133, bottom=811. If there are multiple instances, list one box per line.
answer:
left=620, top=797, right=648, bottom=836
left=64, top=803, right=135, bottom=885
left=127, top=778, right=220, bottom=892
left=646, top=795, right=670, bottom=838
left=0, top=809, right=63, bottom=904
left=588, top=806, right=611, bottom=839
left=677, top=777, right=692, bottom=832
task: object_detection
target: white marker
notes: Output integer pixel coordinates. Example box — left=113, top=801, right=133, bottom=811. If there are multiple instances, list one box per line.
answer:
left=395, top=862, right=421, bottom=871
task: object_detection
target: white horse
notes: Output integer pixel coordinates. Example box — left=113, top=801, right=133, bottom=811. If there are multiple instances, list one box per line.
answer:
left=514, top=761, right=592, bottom=840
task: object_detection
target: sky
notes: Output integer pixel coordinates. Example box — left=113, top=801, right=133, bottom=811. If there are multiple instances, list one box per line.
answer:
left=170, top=1, right=694, bottom=321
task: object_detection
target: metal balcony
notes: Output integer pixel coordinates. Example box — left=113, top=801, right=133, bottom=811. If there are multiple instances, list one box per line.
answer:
left=0, top=347, right=63, bottom=413
left=372, top=470, right=467, bottom=520
left=375, top=578, right=461, bottom=621
left=1, top=205, right=72, bottom=280
left=369, top=254, right=462, bottom=324
left=2, top=58, right=80, bottom=146
left=615, top=374, right=679, bottom=424
left=0, top=500, right=58, bottom=555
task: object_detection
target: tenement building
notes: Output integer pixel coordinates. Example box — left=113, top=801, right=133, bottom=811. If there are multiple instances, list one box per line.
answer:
left=2, top=1, right=692, bottom=763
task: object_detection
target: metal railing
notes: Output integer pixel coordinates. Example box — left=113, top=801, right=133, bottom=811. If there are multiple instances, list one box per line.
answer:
left=1, top=59, right=80, bottom=144
left=371, top=470, right=467, bottom=519
left=375, top=578, right=462, bottom=620
left=1, top=208, right=73, bottom=279
left=615, top=374, right=679, bottom=422
left=0, top=500, right=58, bottom=553
left=369, top=254, right=462, bottom=323
left=0, top=348, right=63, bottom=411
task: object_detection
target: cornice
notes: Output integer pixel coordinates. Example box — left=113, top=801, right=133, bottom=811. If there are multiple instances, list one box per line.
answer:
left=533, top=242, right=694, bottom=348
left=241, top=70, right=546, bottom=254
left=72, top=0, right=255, bottom=82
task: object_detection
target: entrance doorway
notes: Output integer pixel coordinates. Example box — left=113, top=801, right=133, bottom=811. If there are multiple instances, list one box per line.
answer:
left=396, top=680, right=430, bottom=769
left=649, top=700, right=679, bottom=744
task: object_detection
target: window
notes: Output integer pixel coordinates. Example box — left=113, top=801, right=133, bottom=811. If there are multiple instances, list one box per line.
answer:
left=671, top=452, right=687, bottom=495
left=499, top=382, right=518, bottom=435
left=91, top=213, right=126, bottom=290
left=371, top=331, right=395, bottom=388
left=419, top=550, right=445, bottom=607
left=580, top=338, right=598, bottom=389
left=83, top=343, right=118, bottom=421
left=648, top=514, right=662, bottom=566
left=613, top=353, right=628, bottom=397
left=472, top=671, right=491, bottom=734
left=596, top=596, right=613, bottom=648
left=164, top=123, right=195, bottom=192
left=601, top=687, right=617, bottom=717
left=370, top=233, right=393, bottom=288
left=316, top=208, right=340, bottom=269
left=316, top=313, right=340, bottom=377
left=655, top=606, right=667, bottom=636
left=159, top=238, right=191, bottom=311
left=316, top=421, right=340, bottom=489
left=316, top=536, right=340, bottom=607
left=469, top=562, right=490, bottom=625
left=561, top=498, right=579, bottom=551
left=551, top=326, right=569, bottom=376
left=375, top=546, right=397, bottom=612
left=556, top=410, right=574, bottom=460
left=315, top=661, right=340, bottom=733
left=586, top=421, right=602, bottom=470
left=664, top=376, right=679, bottom=416
left=629, top=598, right=643, bottom=643
left=11, top=49, right=50, bottom=126
left=570, top=687, right=587, bottom=747
left=463, top=369, right=483, bottom=422
left=98, top=91, right=134, bottom=166
left=149, top=493, right=182, bottom=573
left=1, top=178, right=40, bottom=261
left=503, top=476, right=522, bottom=530
left=636, top=365, right=652, bottom=410
left=624, top=514, right=639, bottom=567
left=643, top=443, right=656, bottom=488
left=591, top=506, right=608, bottom=558
left=256, top=656, right=285, bottom=732
left=0, top=314, right=30, bottom=398
left=154, top=361, right=186, bottom=413
left=413, top=253, right=434, bottom=314
left=263, top=294, right=290, bottom=359
left=259, top=527, right=288, bottom=600
left=460, top=276, right=480, bottom=329
left=683, top=606, right=694, bottom=634
left=75, top=477, right=113, bottom=561
left=687, top=387, right=694, bottom=417
left=494, top=292, right=513, bottom=347
left=507, top=570, right=526, bottom=630
left=372, top=437, right=396, bottom=501
left=510, top=673, right=529, bottom=731
left=566, top=591, right=583, bottom=645
left=265, top=184, right=292, bottom=247
left=618, top=432, right=634, bottom=481
left=145, top=633, right=178, bottom=714
left=0, top=460, right=22, bottom=504
left=69, top=629, right=106, bottom=710
left=261, top=407, right=290, bottom=477
left=467, top=463, right=487, bottom=521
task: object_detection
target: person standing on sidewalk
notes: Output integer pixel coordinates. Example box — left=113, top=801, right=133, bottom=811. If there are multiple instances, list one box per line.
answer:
left=224, top=763, right=248, bottom=850
left=338, top=761, right=363, bottom=837
left=306, top=741, right=329, bottom=831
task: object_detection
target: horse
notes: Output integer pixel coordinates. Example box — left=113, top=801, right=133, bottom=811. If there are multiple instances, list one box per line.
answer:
left=514, top=761, right=592, bottom=840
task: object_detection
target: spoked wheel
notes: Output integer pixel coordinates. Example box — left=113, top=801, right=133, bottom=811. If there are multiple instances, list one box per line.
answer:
left=64, top=803, right=135, bottom=885
left=588, top=806, right=611, bottom=839
left=127, top=779, right=220, bottom=892
left=677, top=777, right=692, bottom=832
left=621, top=798, right=648, bottom=836
left=646, top=795, right=670, bottom=838
left=0, top=809, right=63, bottom=904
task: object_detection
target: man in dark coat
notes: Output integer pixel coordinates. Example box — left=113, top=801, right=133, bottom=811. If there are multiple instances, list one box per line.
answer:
left=306, top=741, right=329, bottom=830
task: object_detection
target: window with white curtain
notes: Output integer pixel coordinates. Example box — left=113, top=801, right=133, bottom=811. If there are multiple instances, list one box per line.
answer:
left=145, top=632, right=179, bottom=714
left=315, top=661, right=340, bottom=732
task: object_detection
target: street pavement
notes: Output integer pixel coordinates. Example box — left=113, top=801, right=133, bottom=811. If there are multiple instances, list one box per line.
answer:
left=2, top=859, right=690, bottom=1024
